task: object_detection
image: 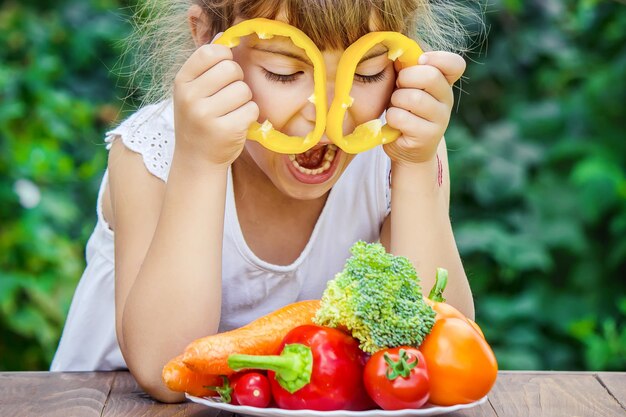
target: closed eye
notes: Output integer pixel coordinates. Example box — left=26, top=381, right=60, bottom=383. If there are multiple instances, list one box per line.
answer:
left=354, top=69, right=388, bottom=84
left=263, top=69, right=303, bottom=84
left=264, top=68, right=387, bottom=84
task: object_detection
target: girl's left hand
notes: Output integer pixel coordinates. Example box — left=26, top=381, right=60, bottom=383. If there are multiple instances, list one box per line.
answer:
left=384, top=51, right=466, bottom=165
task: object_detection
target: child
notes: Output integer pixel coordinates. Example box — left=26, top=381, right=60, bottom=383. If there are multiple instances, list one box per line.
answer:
left=52, top=0, right=480, bottom=403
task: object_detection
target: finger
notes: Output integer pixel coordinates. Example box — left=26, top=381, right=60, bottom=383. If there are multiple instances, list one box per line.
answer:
left=190, top=59, right=244, bottom=98
left=385, top=107, right=442, bottom=141
left=390, top=88, right=448, bottom=124
left=396, top=65, right=454, bottom=107
left=217, top=100, right=260, bottom=134
left=204, top=80, right=253, bottom=116
left=176, top=44, right=233, bottom=83
left=418, top=51, right=466, bottom=85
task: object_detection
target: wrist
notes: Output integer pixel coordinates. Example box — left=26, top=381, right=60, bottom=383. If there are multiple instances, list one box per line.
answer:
left=390, top=157, right=440, bottom=192
left=171, top=149, right=230, bottom=176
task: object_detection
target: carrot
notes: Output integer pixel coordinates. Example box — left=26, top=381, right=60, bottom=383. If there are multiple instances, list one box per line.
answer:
left=162, top=354, right=222, bottom=397
left=182, top=299, right=321, bottom=375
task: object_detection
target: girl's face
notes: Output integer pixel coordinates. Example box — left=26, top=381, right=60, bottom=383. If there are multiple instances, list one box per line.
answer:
left=231, top=20, right=397, bottom=200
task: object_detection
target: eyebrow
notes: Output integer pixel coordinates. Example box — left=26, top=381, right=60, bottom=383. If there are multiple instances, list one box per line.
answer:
left=358, top=48, right=389, bottom=64
left=251, top=45, right=312, bottom=65
left=251, top=44, right=390, bottom=66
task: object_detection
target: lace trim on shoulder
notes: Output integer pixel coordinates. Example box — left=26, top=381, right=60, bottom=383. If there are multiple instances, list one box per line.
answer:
left=104, top=101, right=174, bottom=182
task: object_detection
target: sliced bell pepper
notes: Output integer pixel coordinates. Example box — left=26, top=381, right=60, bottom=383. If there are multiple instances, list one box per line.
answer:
left=327, top=32, right=424, bottom=154
left=214, top=18, right=327, bottom=154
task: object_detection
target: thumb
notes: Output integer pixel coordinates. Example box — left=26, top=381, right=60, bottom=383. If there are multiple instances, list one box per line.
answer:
left=418, top=51, right=466, bottom=85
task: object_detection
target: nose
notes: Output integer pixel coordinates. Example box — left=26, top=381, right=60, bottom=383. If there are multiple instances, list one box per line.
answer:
left=318, top=135, right=333, bottom=146
left=301, top=78, right=335, bottom=121
left=301, top=77, right=336, bottom=143
left=325, top=79, right=336, bottom=110
left=318, top=81, right=338, bottom=146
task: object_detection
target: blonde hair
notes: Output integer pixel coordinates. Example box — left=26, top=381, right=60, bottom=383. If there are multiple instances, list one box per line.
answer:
left=122, top=0, right=484, bottom=105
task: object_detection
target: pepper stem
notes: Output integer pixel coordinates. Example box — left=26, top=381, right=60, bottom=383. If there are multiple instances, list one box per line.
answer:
left=428, top=267, right=448, bottom=302
left=227, top=344, right=313, bottom=394
left=384, top=349, right=418, bottom=380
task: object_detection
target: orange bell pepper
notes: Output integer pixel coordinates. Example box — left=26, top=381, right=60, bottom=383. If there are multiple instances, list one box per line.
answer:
left=426, top=268, right=484, bottom=338
left=327, top=32, right=423, bottom=154
left=214, top=18, right=327, bottom=154
left=419, top=268, right=498, bottom=406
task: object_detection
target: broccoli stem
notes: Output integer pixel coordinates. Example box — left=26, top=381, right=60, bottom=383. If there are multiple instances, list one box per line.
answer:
left=428, top=267, right=449, bottom=302
left=227, top=343, right=313, bottom=394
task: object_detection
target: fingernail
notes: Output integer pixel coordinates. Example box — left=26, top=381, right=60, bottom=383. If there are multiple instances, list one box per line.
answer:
left=211, top=32, right=224, bottom=44
left=419, top=54, right=428, bottom=65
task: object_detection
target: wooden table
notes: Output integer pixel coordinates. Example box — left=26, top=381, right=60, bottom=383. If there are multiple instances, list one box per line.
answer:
left=0, top=371, right=624, bottom=416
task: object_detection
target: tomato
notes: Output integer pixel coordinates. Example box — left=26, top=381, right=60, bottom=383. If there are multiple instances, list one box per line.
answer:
left=232, top=372, right=272, bottom=408
left=364, top=347, right=430, bottom=410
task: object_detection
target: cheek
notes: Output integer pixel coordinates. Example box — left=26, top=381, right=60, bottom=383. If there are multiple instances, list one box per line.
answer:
left=245, top=71, right=276, bottom=120
left=244, top=70, right=314, bottom=129
left=349, top=70, right=396, bottom=124
left=244, top=141, right=280, bottom=176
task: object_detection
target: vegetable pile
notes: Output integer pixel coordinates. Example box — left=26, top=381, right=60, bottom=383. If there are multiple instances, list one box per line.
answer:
left=162, top=241, right=498, bottom=411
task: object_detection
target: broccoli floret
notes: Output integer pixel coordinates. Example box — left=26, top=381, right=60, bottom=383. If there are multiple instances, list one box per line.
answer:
left=313, top=241, right=435, bottom=354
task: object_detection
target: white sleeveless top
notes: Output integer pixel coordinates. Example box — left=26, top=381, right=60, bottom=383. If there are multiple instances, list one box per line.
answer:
left=50, top=100, right=392, bottom=371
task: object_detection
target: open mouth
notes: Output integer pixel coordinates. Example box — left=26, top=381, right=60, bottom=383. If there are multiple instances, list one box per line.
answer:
left=289, top=144, right=337, bottom=175
left=286, top=144, right=340, bottom=184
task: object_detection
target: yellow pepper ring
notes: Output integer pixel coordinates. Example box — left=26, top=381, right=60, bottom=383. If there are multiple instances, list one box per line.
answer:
left=327, top=32, right=424, bottom=154
left=214, top=18, right=327, bottom=154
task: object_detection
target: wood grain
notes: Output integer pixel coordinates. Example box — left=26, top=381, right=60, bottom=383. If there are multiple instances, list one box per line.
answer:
left=489, top=371, right=625, bottom=417
left=598, top=372, right=626, bottom=411
left=101, top=372, right=221, bottom=417
left=0, top=371, right=113, bottom=417
left=444, top=398, right=498, bottom=417
left=1, top=371, right=624, bottom=416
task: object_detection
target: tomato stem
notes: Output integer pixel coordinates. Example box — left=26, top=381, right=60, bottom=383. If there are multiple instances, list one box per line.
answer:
left=204, top=375, right=232, bottom=403
left=228, top=343, right=313, bottom=394
left=384, top=349, right=418, bottom=380
left=428, top=268, right=448, bottom=303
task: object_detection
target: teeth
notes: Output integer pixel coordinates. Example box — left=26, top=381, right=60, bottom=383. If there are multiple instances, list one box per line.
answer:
left=289, top=145, right=337, bottom=175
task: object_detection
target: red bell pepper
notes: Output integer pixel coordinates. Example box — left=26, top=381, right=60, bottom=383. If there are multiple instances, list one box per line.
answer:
left=227, top=324, right=374, bottom=411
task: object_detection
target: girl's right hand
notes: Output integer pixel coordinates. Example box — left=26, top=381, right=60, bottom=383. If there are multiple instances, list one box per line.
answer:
left=173, top=43, right=259, bottom=169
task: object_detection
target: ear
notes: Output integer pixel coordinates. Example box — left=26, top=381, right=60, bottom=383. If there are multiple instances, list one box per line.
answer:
left=188, top=4, right=213, bottom=47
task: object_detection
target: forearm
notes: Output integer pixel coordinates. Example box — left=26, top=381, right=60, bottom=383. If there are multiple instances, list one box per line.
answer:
left=122, top=152, right=227, bottom=400
left=389, top=158, right=474, bottom=319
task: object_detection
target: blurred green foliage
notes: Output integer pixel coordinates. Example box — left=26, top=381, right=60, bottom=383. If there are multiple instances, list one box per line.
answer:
left=1, top=0, right=624, bottom=371
left=448, top=0, right=626, bottom=370
left=0, top=0, right=131, bottom=369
